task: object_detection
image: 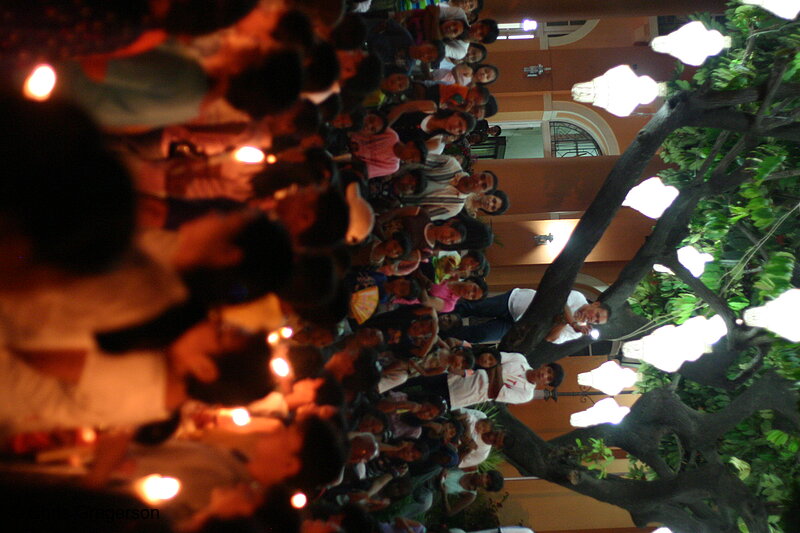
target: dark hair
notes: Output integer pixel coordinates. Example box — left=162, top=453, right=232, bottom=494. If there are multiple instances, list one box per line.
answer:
left=314, top=370, right=346, bottom=407
left=443, top=19, right=470, bottom=41
left=456, top=348, right=475, bottom=369
left=462, top=250, right=489, bottom=276
left=298, top=187, right=350, bottom=248
left=346, top=106, right=368, bottom=131
left=186, top=335, right=275, bottom=405
left=597, top=301, right=613, bottom=318
left=482, top=189, right=509, bottom=215
left=0, top=94, right=135, bottom=274
left=389, top=231, right=413, bottom=259
left=473, top=63, right=499, bottom=85
left=303, top=41, right=341, bottom=92
left=290, top=99, right=323, bottom=136
left=183, top=215, right=294, bottom=305
left=343, top=53, right=384, bottom=95
left=429, top=39, right=447, bottom=63
left=409, top=138, right=429, bottom=163
left=278, top=253, right=337, bottom=307
left=483, top=95, right=498, bottom=117
left=292, top=281, right=349, bottom=327
left=408, top=393, right=448, bottom=418
left=471, top=84, right=491, bottom=104
left=473, top=345, right=501, bottom=369
left=288, top=0, right=346, bottom=28
left=477, top=19, right=499, bottom=43
left=271, top=9, right=314, bottom=51
left=438, top=213, right=492, bottom=251
left=357, top=408, right=390, bottom=434
left=133, top=410, right=181, bottom=446
left=430, top=109, right=477, bottom=136
left=339, top=503, right=378, bottom=533
left=445, top=417, right=466, bottom=441
left=329, top=13, right=367, bottom=49
left=252, top=486, right=302, bottom=533
left=485, top=469, right=504, bottom=491
left=287, top=345, right=325, bottom=380
left=318, top=93, right=343, bottom=121
left=433, top=218, right=467, bottom=246
left=291, top=416, right=348, bottom=490
left=367, top=110, right=389, bottom=134
left=548, top=362, right=565, bottom=389
left=341, top=347, right=381, bottom=393
left=462, top=275, right=488, bottom=299
left=163, top=0, right=258, bottom=36
left=251, top=161, right=324, bottom=198
left=227, top=49, right=303, bottom=119
left=474, top=0, right=485, bottom=13
left=489, top=124, right=502, bottom=136
left=466, top=43, right=487, bottom=63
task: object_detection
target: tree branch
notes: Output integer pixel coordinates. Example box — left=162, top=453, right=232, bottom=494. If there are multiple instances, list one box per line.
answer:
left=661, top=254, right=736, bottom=332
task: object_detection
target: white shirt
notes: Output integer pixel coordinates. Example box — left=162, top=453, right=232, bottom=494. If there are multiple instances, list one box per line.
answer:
left=507, top=289, right=590, bottom=344
left=447, top=369, right=489, bottom=409
left=457, top=408, right=491, bottom=468
left=495, top=352, right=535, bottom=404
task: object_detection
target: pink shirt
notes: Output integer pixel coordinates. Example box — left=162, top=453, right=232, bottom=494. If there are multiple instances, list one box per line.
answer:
left=396, top=282, right=460, bottom=313
left=349, top=127, right=401, bottom=178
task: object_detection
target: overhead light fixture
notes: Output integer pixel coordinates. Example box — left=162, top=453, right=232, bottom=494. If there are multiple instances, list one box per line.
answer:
left=570, top=397, right=630, bottom=427
left=743, top=289, right=800, bottom=342
left=742, top=0, right=800, bottom=19
left=572, top=65, right=664, bottom=117
left=577, top=361, right=638, bottom=396
left=533, top=233, right=554, bottom=245
left=650, top=21, right=731, bottom=66
left=654, top=245, right=714, bottom=277
left=622, top=177, right=679, bottom=219
left=522, top=19, right=538, bottom=31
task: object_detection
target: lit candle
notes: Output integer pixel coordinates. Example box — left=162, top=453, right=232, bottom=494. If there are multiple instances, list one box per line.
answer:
left=23, top=64, right=56, bottom=101
left=290, top=492, right=307, bottom=509
left=233, top=146, right=266, bottom=164
left=135, top=474, right=181, bottom=504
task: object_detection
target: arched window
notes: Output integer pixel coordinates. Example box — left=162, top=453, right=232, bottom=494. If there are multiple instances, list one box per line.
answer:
left=550, top=121, right=602, bottom=157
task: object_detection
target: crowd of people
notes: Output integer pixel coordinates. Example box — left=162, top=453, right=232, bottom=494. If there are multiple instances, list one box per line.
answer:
left=0, top=1, right=611, bottom=532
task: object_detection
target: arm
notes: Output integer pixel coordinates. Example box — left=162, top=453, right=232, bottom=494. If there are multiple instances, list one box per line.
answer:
left=387, top=100, right=438, bottom=126
left=486, top=365, right=504, bottom=400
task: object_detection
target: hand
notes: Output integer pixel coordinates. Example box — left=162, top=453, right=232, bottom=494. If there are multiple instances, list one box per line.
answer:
left=571, top=323, right=593, bottom=335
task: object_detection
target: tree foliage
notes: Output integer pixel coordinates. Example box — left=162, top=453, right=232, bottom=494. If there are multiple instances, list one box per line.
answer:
left=494, top=4, right=800, bottom=533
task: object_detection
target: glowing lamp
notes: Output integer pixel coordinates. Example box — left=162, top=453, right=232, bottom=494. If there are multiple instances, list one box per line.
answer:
left=230, top=408, right=251, bottom=427
left=522, top=19, right=538, bottom=31
left=572, top=65, right=663, bottom=117
left=267, top=331, right=281, bottom=345
left=570, top=398, right=630, bottom=427
left=742, top=0, right=800, bottom=19
left=135, top=474, right=181, bottom=504
left=622, top=177, right=679, bottom=219
left=23, top=64, right=56, bottom=101
left=650, top=21, right=731, bottom=66
left=743, top=289, right=800, bottom=342
left=270, top=356, right=291, bottom=377
left=266, top=154, right=277, bottom=164
left=655, top=245, right=714, bottom=277
left=279, top=326, right=294, bottom=339
left=233, top=146, right=265, bottom=164
left=79, top=428, right=97, bottom=444
left=291, top=492, right=308, bottom=509
left=577, top=361, right=638, bottom=396
left=622, top=315, right=727, bottom=372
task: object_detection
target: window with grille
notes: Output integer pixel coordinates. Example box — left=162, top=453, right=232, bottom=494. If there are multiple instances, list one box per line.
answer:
left=550, top=121, right=602, bottom=157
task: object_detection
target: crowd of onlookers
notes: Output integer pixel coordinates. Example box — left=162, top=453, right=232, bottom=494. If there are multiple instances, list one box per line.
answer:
left=0, top=1, right=610, bottom=532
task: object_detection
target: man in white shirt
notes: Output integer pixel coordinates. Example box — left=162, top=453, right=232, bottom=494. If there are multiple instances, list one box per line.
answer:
left=451, top=288, right=611, bottom=344
left=455, top=407, right=510, bottom=469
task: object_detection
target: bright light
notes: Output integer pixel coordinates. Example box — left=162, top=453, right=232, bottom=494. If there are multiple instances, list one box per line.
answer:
left=79, top=428, right=97, bottom=443
left=572, top=65, right=663, bottom=117
left=622, top=177, right=679, bottom=219
left=266, top=154, right=277, bottom=164
left=23, top=64, right=56, bottom=101
left=570, top=397, right=630, bottom=427
left=267, top=332, right=281, bottom=345
left=677, top=246, right=714, bottom=277
left=135, top=474, right=181, bottom=504
left=230, top=408, right=251, bottom=426
left=279, top=326, right=294, bottom=339
left=652, top=529, right=673, bottom=533
left=291, top=492, right=308, bottom=509
left=742, top=0, right=800, bottom=19
left=508, top=35, right=535, bottom=40
left=270, top=356, right=291, bottom=377
left=522, top=19, right=538, bottom=31
left=589, top=329, right=600, bottom=340
left=622, top=315, right=727, bottom=372
left=650, top=21, right=731, bottom=66
left=578, top=361, right=638, bottom=396
left=233, top=146, right=265, bottom=164
left=743, top=289, right=800, bottom=342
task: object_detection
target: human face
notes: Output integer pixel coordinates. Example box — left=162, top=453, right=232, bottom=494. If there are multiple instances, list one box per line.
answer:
left=336, top=49, right=365, bottom=80
left=434, top=224, right=463, bottom=245
left=416, top=403, right=441, bottom=420
left=482, top=430, right=504, bottom=447
left=478, top=194, right=502, bottom=213
left=386, top=278, right=412, bottom=298
left=383, top=239, right=404, bottom=259
left=445, top=115, right=468, bottom=136
left=410, top=43, right=438, bottom=63
left=330, top=113, right=353, bottom=129
left=399, top=446, right=422, bottom=462
left=477, top=351, right=497, bottom=368
left=449, top=281, right=483, bottom=300
left=382, top=73, right=410, bottom=93
left=469, top=22, right=489, bottom=42
left=248, top=424, right=303, bottom=485
left=526, top=366, right=555, bottom=387
left=441, top=20, right=466, bottom=39
left=394, top=172, right=419, bottom=195
left=460, top=255, right=480, bottom=273
left=451, top=0, right=478, bottom=12
left=574, top=301, right=609, bottom=324
left=459, top=171, right=495, bottom=194
left=439, top=313, right=461, bottom=330
left=443, top=422, right=458, bottom=441
left=362, top=114, right=385, bottom=135
left=358, top=414, right=385, bottom=435
left=466, top=45, right=485, bottom=63
left=396, top=141, right=423, bottom=163
left=449, top=354, right=466, bottom=371
left=356, top=327, right=384, bottom=347
left=408, top=318, right=435, bottom=338
left=466, top=87, right=488, bottom=106
left=474, top=66, right=496, bottom=84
